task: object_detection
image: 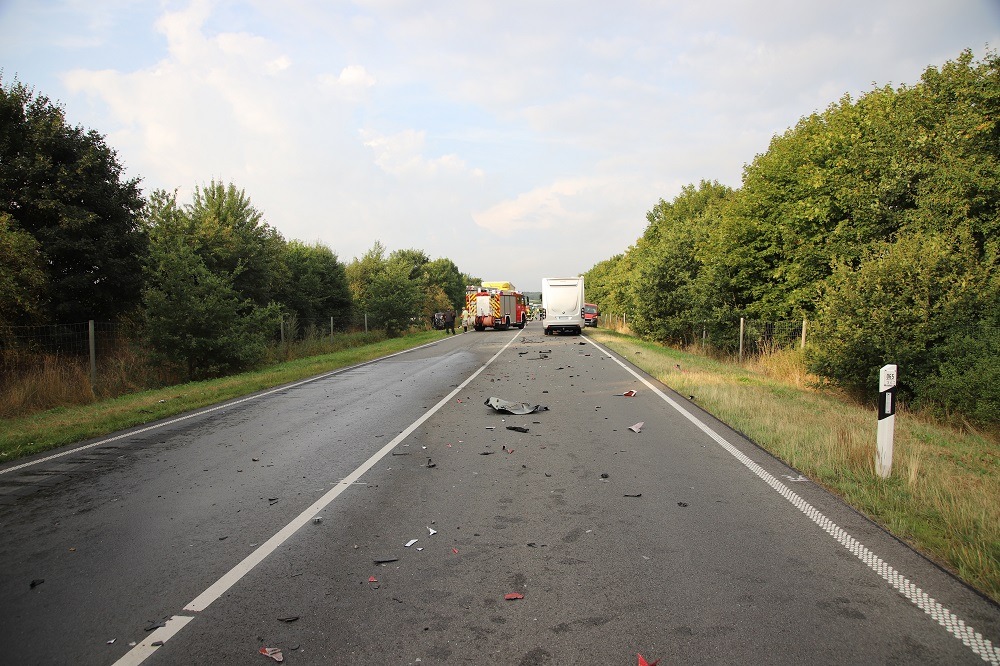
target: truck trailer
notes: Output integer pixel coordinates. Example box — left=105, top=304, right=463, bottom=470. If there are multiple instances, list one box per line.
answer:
left=541, top=276, right=585, bottom=335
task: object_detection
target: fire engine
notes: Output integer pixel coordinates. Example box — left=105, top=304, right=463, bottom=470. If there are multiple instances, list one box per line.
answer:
left=466, top=281, right=528, bottom=331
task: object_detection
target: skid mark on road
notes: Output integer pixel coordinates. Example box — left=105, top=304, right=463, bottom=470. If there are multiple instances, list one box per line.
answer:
left=586, top=336, right=999, bottom=665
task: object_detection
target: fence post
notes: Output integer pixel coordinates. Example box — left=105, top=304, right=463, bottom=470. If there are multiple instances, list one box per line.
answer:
left=364, top=313, right=368, bottom=333
left=738, top=317, right=745, bottom=363
left=280, top=318, right=285, bottom=345
left=801, top=319, right=807, bottom=350
left=88, top=320, right=97, bottom=387
left=330, top=316, right=334, bottom=342
left=702, top=324, right=706, bottom=351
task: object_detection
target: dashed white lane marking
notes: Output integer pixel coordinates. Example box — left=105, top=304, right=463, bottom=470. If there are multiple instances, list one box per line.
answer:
left=588, top=337, right=1000, bottom=665
left=1, top=338, right=447, bottom=476
left=112, top=330, right=522, bottom=665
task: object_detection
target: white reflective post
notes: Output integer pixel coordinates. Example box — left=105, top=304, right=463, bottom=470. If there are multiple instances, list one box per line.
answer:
left=876, top=364, right=897, bottom=478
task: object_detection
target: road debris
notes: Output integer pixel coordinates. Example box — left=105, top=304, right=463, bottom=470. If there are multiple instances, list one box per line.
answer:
left=480, top=451, right=495, bottom=456
left=616, top=390, right=637, bottom=397
left=600, top=473, right=610, bottom=479
left=144, top=621, right=166, bottom=632
left=313, top=517, right=323, bottom=524
left=426, top=458, right=437, bottom=468
left=452, top=548, right=459, bottom=554
left=427, top=527, right=437, bottom=536
left=106, top=639, right=116, bottom=645
left=29, top=579, right=44, bottom=589
left=638, top=655, right=660, bottom=666
left=259, top=646, right=284, bottom=662
left=624, top=493, right=642, bottom=498
left=405, top=539, right=419, bottom=547
left=374, top=557, right=399, bottom=564
left=151, top=641, right=163, bottom=647
left=677, top=502, right=689, bottom=507
left=506, top=426, right=529, bottom=433
left=484, top=397, right=549, bottom=415
left=504, top=593, right=524, bottom=601
left=628, top=422, right=644, bottom=433
left=369, top=575, right=379, bottom=583
left=277, top=616, right=299, bottom=623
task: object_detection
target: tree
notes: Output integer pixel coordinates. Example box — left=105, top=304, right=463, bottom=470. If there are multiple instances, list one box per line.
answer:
left=0, top=78, right=146, bottom=322
left=184, top=181, right=287, bottom=308
left=278, top=240, right=352, bottom=330
left=142, top=189, right=280, bottom=379
left=345, top=241, right=388, bottom=317
left=367, top=255, right=423, bottom=336
left=0, top=213, right=47, bottom=327
left=424, top=257, right=466, bottom=310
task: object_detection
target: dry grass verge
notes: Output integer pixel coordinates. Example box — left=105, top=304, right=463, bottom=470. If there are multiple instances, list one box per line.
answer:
left=590, top=329, right=1000, bottom=604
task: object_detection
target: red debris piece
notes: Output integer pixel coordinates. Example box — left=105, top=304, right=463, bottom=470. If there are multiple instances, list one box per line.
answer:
left=504, top=593, right=524, bottom=601
left=259, top=647, right=284, bottom=662
left=368, top=576, right=378, bottom=583
left=638, top=654, right=659, bottom=666
left=452, top=548, right=459, bottom=554
left=622, top=390, right=637, bottom=397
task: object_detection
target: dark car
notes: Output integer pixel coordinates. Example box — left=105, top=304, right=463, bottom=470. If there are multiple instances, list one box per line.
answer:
left=432, top=312, right=446, bottom=329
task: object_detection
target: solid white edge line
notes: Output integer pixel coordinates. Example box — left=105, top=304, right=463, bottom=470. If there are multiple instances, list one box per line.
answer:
left=112, top=329, right=522, bottom=666
left=111, top=615, right=194, bottom=666
left=1, top=337, right=446, bottom=476
left=585, top=336, right=1000, bottom=666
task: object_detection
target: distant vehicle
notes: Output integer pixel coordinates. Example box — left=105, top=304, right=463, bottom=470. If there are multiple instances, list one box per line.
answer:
left=465, top=282, right=528, bottom=331
left=432, top=312, right=446, bottom=330
left=541, top=276, right=585, bottom=335
left=583, top=303, right=599, bottom=327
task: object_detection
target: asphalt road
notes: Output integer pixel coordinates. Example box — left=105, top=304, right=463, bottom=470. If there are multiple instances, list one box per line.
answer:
left=1, top=323, right=998, bottom=665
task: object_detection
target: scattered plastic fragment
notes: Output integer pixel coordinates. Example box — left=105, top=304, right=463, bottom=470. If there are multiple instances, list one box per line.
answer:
left=29, top=579, right=44, bottom=589
left=405, top=539, right=419, bottom=547
left=374, top=557, right=399, bottom=564
left=600, top=473, right=609, bottom=479
left=506, top=426, right=529, bottom=433
left=426, top=458, right=437, bottom=468
left=428, top=527, right=437, bottom=536
left=628, top=422, right=644, bottom=433
left=278, top=616, right=299, bottom=623
left=544, top=472, right=552, bottom=477
left=452, top=548, right=459, bottom=554
left=624, top=493, right=642, bottom=498
left=504, top=593, right=524, bottom=601
left=484, top=397, right=549, bottom=415
left=638, top=655, right=660, bottom=666
left=616, top=390, right=637, bottom=397
left=480, top=451, right=495, bottom=456
left=313, top=517, right=323, bottom=524
left=486, top=426, right=495, bottom=430
left=144, top=621, right=166, bottom=632
left=259, top=646, right=284, bottom=662
left=151, top=641, right=164, bottom=647
left=369, top=575, right=379, bottom=583
left=677, top=502, right=689, bottom=507
left=107, top=638, right=116, bottom=645
left=391, top=451, right=410, bottom=456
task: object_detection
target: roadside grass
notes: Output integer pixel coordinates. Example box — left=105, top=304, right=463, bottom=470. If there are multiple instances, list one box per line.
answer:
left=0, top=329, right=443, bottom=464
left=589, top=329, right=1000, bottom=605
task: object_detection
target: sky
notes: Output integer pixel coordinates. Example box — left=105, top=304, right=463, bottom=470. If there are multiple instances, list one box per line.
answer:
left=1, top=1, right=998, bottom=293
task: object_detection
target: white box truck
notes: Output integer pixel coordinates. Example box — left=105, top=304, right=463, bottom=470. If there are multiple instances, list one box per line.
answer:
left=541, top=276, right=585, bottom=335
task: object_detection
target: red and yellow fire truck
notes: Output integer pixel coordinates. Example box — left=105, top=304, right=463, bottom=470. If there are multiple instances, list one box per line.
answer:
left=465, top=282, right=528, bottom=331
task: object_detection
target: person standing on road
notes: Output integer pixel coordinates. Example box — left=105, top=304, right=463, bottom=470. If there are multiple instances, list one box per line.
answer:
left=460, top=307, right=472, bottom=332
left=444, top=309, right=456, bottom=335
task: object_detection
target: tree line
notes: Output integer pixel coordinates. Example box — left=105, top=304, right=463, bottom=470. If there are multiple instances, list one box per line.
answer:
left=0, top=78, right=475, bottom=380
left=585, top=49, right=999, bottom=424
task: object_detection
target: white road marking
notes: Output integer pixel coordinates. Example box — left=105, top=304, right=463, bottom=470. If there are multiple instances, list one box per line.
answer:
left=586, top=336, right=1000, bottom=665
left=1, top=338, right=444, bottom=476
left=113, top=330, right=521, bottom=665
left=111, top=615, right=194, bottom=666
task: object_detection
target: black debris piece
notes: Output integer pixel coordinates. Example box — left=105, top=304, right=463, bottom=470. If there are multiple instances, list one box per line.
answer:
left=144, top=621, right=166, bottom=632
left=374, top=558, right=399, bottom=564
left=391, top=451, right=410, bottom=456
left=480, top=451, right=495, bottom=456
left=600, top=473, right=609, bottom=479
left=151, top=641, right=164, bottom=647
left=278, top=616, right=300, bottom=623
left=484, top=397, right=549, bottom=415
left=29, top=579, right=44, bottom=589
left=427, top=458, right=437, bottom=468
left=677, top=502, right=689, bottom=507
left=624, top=493, right=642, bottom=498
left=506, top=426, right=529, bottom=433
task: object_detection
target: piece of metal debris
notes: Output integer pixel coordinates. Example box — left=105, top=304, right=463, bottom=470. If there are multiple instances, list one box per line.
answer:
left=506, top=426, right=529, bottom=433
left=374, top=557, right=399, bottom=564
left=628, top=422, right=644, bottom=433
left=504, top=592, right=524, bottom=601
left=277, top=616, right=299, bottom=623
left=405, top=539, right=419, bottom=547
left=484, top=397, right=549, bottom=415
left=259, top=646, right=284, bottom=662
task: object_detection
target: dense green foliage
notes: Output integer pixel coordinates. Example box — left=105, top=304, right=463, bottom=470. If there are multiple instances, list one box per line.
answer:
left=586, top=49, right=1000, bottom=423
left=0, top=79, right=147, bottom=323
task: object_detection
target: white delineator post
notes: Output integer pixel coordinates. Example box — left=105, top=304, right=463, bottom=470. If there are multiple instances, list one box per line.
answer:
left=876, top=364, right=897, bottom=479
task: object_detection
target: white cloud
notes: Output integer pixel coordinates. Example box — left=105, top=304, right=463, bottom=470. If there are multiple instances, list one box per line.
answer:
left=362, top=128, right=481, bottom=179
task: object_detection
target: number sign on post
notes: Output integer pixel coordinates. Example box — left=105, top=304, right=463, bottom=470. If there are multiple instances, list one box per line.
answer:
left=876, top=364, right=897, bottom=479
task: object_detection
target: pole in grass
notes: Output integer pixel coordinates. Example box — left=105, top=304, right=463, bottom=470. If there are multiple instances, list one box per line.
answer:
left=876, top=364, right=897, bottom=479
